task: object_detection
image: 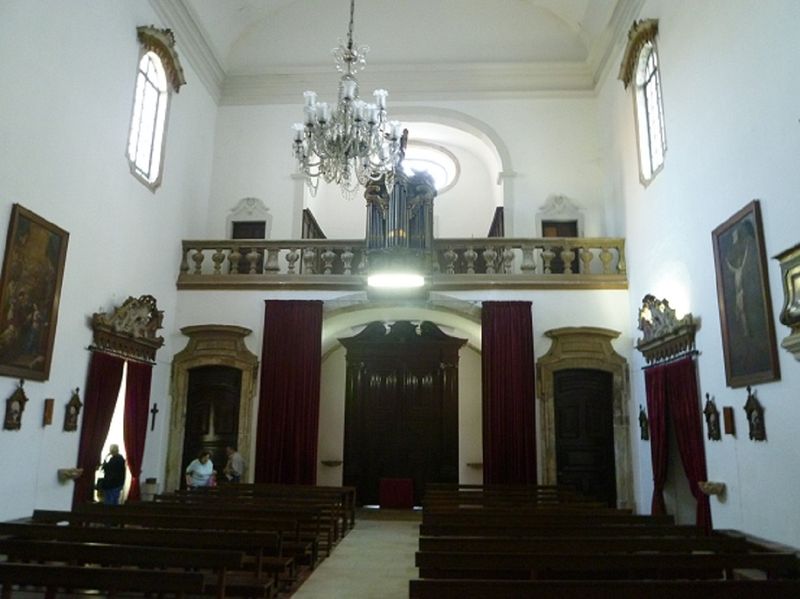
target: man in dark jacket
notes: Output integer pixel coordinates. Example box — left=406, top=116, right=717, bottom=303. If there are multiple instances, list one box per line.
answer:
left=100, top=444, right=126, bottom=505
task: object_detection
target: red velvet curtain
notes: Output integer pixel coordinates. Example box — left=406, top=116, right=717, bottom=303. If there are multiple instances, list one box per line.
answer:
left=123, top=361, right=153, bottom=502
left=644, top=356, right=712, bottom=531
left=644, top=364, right=668, bottom=516
left=254, top=300, right=323, bottom=485
left=72, top=352, right=125, bottom=507
left=481, top=301, right=537, bottom=484
left=666, top=357, right=712, bottom=531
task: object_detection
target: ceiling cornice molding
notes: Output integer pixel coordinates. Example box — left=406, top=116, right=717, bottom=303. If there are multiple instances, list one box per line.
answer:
left=220, top=62, right=596, bottom=106
left=588, top=0, right=646, bottom=87
left=148, top=0, right=224, bottom=103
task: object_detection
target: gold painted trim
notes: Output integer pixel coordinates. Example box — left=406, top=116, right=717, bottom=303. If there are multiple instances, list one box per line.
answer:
left=137, top=26, right=186, bottom=92
left=166, top=325, right=259, bottom=491
left=618, top=19, right=659, bottom=88
left=536, top=327, right=633, bottom=509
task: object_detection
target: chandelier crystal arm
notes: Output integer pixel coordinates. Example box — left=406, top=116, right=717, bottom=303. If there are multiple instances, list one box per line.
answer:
left=291, top=0, right=402, bottom=197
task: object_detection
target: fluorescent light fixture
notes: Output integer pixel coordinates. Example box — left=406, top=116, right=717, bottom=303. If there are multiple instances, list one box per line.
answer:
left=367, top=272, right=425, bottom=288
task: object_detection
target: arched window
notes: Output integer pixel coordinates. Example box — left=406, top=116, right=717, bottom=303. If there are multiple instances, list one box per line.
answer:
left=402, top=143, right=459, bottom=194
left=634, top=41, right=666, bottom=183
left=619, top=19, right=666, bottom=186
left=128, top=52, right=169, bottom=187
left=126, top=27, right=185, bottom=191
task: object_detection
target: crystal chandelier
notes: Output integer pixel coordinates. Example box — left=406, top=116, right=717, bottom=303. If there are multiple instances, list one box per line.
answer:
left=292, top=0, right=404, bottom=196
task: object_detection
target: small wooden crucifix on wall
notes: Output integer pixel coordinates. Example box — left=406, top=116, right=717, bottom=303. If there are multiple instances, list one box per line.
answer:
left=150, top=403, right=159, bottom=432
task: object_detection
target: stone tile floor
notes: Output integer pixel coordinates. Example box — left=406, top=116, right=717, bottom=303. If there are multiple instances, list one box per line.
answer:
left=289, top=509, right=420, bottom=599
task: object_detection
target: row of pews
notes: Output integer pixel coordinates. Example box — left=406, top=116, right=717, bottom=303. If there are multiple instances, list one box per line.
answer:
left=410, top=484, right=800, bottom=598
left=0, top=482, right=355, bottom=598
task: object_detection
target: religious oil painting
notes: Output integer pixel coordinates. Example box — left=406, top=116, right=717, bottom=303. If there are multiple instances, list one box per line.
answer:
left=0, top=204, right=69, bottom=381
left=712, top=200, right=779, bottom=388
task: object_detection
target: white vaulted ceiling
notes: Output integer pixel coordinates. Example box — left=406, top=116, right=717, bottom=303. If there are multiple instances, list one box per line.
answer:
left=152, top=0, right=643, bottom=103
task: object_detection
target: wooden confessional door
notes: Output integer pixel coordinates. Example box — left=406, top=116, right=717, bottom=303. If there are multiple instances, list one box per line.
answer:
left=341, top=321, right=465, bottom=506
left=554, top=368, right=616, bottom=506
left=181, top=365, right=242, bottom=484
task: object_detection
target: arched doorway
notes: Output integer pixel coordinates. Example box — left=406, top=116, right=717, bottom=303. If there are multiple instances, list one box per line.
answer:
left=339, top=321, right=466, bottom=506
left=537, top=327, right=633, bottom=509
left=166, top=325, right=259, bottom=491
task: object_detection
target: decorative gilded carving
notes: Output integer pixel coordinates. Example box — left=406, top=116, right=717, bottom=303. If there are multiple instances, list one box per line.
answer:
left=91, top=295, right=165, bottom=363
left=773, top=242, right=800, bottom=359
left=618, top=19, right=659, bottom=88
left=3, top=379, right=27, bottom=430
left=136, top=26, right=186, bottom=92
left=743, top=385, right=766, bottom=442
left=703, top=393, right=721, bottom=441
left=636, top=294, right=697, bottom=364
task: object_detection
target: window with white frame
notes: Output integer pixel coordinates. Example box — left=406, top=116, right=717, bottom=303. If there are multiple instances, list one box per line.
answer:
left=127, top=52, right=169, bottom=187
left=126, top=27, right=185, bottom=191
left=634, top=41, right=666, bottom=183
left=619, top=19, right=665, bottom=186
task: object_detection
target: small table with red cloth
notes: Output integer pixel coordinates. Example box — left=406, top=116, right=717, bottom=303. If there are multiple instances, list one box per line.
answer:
left=378, top=478, right=414, bottom=509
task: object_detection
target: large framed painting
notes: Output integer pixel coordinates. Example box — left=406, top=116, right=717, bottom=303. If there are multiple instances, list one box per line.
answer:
left=712, top=200, right=780, bottom=388
left=0, top=204, right=69, bottom=381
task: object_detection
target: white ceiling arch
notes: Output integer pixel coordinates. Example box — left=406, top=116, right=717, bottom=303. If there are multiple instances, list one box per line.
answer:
left=154, top=0, right=645, bottom=102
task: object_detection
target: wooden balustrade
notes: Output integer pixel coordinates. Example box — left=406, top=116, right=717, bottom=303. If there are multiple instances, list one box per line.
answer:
left=177, top=237, right=627, bottom=290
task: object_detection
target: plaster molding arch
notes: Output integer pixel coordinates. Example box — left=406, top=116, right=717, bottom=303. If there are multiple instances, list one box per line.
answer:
left=391, top=106, right=517, bottom=234
left=391, top=107, right=514, bottom=176
left=322, top=297, right=482, bottom=358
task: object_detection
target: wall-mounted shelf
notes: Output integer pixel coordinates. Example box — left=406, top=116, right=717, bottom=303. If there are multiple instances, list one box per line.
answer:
left=57, top=468, right=83, bottom=482
left=698, top=481, right=726, bottom=496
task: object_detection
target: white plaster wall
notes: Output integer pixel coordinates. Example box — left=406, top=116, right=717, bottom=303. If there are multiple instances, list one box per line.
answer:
left=597, top=0, right=800, bottom=546
left=304, top=134, right=499, bottom=240
left=209, top=97, right=604, bottom=240
left=458, top=346, right=483, bottom=484
left=175, top=287, right=633, bottom=494
left=0, top=1, right=217, bottom=520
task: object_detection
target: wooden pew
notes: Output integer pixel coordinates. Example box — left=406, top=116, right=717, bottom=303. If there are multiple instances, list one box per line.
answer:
left=206, top=483, right=357, bottom=531
left=0, top=538, right=250, bottom=599
left=421, top=510, right=674, bottom=526
left=418, top=533, right=751, bottom=554
left=152, top=494, right=335, bottom=555
left=420, top=522, right=705, bottom=537
left=414, top=550, right=800, bottom=580
left=53, top=506, right=313, bottom=570
left=409, top=578, right=800, bottom=599
left=0, top=562, right=204, bottom=599
left=0, top=521, right=283, bottom=591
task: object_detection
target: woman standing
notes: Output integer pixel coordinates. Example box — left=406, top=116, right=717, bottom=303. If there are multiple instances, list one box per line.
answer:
left=185, top=450, right=215, bottom=488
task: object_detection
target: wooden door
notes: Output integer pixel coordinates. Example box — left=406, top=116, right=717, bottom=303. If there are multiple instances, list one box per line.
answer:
left=553, top=368, right=616, bottom=506
left=341, top=322, right=464, bottom=506
left=181, top=365, right=242, bottom=484
left=542, top=219, right=578, bottom=274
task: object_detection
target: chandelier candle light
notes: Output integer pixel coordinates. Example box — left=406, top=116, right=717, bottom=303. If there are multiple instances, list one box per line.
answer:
left=292, top=0, right=404, bottom=195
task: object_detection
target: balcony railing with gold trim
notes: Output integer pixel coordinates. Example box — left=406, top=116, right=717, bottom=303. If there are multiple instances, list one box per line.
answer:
left=177, top=237, right=627, bottom=290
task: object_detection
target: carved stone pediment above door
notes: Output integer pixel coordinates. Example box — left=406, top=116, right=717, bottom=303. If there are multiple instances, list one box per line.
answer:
left=166, top=325, right=258, bottom=491
left=536, top=327, right=633, bottom=509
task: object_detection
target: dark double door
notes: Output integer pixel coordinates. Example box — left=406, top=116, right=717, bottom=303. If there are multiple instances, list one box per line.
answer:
left=341, top=322, right=465, bottom=506
left=554, top=368, right=617, bottom=506
left=181, top=365, right=242, bottom=483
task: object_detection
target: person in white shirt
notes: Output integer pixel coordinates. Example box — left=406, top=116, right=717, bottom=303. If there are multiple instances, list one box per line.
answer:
left=185, top=450, right=215, bottom=488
